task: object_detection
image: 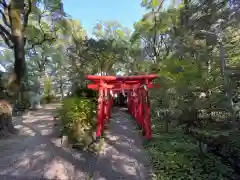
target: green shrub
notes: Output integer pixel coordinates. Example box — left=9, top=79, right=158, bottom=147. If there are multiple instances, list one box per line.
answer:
left=59, top=96, right=97, bottom=148
left=42, top=94, right=55, bottom=104
left=14, top=91, right=30, bottom=111
left=146, top=120, right=240, bottom=180
left=42, top=77, right=56, bottom=104
left=72, top=87, right=97, bottom=98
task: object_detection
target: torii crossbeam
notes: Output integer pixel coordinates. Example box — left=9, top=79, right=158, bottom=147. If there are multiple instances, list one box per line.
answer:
left=86, top=74, right=159, bottom=141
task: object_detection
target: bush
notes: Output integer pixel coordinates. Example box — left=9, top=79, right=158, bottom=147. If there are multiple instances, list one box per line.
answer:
left=15, top=98, right=30, bottom=111
left=42, top=94, right=56, bottom=104
left=72, top=87, right=97, bottom=98
left=42, top=77, right=57, bottom=104
left=13, top=91, right=31, bottom=113
left=146, top=120, right=240, bottom=180
left=59, top=96, right=97, bottom=149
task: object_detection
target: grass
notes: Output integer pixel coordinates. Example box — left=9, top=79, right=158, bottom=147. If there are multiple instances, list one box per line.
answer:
left=145, top=119, right=240, bottom=180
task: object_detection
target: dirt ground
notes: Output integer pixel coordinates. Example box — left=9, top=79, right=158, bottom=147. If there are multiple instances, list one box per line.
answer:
left=0, top=104, right=153, bottom=180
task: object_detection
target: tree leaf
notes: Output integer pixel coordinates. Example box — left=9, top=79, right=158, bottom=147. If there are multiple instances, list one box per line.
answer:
left=152, top=0, right=159, bottom=8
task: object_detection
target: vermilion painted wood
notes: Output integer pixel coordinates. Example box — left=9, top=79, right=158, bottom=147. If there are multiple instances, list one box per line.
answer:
left=88, top=83, right=141, bottom=90
left=90, top=80, right=142, bottom=84
left=96, top=84, right=104, bottom=137
left=88, top=84, right=114, bottom=89
left=86, top=74, right=159, bottom=140
left=138, top=89, right=144, bottom=129
left=86, top=74, right=158, bottom=81
left=88, top=83, right=160, bottom=90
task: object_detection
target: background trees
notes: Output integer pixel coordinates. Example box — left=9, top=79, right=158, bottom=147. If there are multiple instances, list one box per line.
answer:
left=1, top=0, right=240, bottom=179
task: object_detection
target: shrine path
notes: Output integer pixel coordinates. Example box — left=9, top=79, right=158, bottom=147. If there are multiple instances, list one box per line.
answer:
left=0, top=104, right=153, bottom=180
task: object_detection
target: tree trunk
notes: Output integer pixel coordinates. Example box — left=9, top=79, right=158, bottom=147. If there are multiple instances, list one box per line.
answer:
left=9, top=2, right=25, bottom=86
left=8, top=2, right=26, bottom=115
left=0, top=100, right=18, bottom=138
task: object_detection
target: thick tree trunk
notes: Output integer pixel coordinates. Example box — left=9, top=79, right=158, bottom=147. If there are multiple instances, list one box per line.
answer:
left=8, top=2, right=26, bottom=116
left=11, top=26, right=26, bottom=113
left=11, top=5, right=25, bottom=82
left=0, top=114, right=18, bottom=137
left=0, top=100, right=18, bottom=138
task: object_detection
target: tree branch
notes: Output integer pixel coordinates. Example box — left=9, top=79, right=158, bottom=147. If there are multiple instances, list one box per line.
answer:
left=0, top=31, right=12, bottom=48
left=0, top=0, right=7, bottom=8
left=0, top=8, right=10, bottom=27
left=0, top=24, right=13, bottom=48
left=26, top=10, right=56, bottom=50
left=0, top=0, right=12, bottom=47
left=23, top=0, right=32, bottom=30
left=26, top=34, right=56, bottom=50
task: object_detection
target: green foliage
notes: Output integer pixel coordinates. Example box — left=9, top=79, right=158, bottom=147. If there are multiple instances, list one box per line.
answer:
left=73, top=87, right=97, bottom=98
left=43, top=77, right=55, bottom=103
left=41, top=94, right=55, bottom=104
left=1, top=0, right=240, bottom=177
left=14, top=91, right=31, bottom=112
left=147, top=121, right=240, bottom=180
left=134, top=0, right=240, bottom=178
left=59, top=97, right=97, bottom=148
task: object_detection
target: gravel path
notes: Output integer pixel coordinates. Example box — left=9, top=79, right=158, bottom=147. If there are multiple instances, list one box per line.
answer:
left=0, top=104, right=153, bottom=180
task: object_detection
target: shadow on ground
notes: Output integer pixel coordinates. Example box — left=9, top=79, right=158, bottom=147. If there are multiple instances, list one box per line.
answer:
left=0, top=104, right=152, bottom=180
left=97, top=108, right=153, bottom=180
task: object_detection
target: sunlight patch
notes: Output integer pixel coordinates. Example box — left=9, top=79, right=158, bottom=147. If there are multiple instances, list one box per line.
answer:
left=44, top=159, right=69, bottom=180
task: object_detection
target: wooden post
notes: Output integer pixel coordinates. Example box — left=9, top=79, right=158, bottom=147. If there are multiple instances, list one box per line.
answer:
left=96, top=81, right=104, bottom=138
left=86, top=74, right=159, bottom=141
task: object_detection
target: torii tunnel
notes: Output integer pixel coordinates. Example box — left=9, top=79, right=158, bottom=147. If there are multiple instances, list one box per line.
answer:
left=86, top=74, right=159, bottom=141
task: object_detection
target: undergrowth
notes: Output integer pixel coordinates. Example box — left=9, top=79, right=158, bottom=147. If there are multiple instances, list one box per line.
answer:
left=59, top=96, right=98, bottom=151
left=145, top=119, right=240, bottom=180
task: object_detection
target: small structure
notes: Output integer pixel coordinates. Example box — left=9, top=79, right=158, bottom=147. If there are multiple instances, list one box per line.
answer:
left=29, top=91, right=42, bottom=109
left=86, top=74, right=159, bottom=141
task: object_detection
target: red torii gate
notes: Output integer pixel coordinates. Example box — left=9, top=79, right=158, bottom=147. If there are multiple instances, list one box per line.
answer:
left=86, top=74, right=159, bottom=141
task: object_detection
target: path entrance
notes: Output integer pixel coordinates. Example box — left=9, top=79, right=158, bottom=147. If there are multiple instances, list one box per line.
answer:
left=0, top=104, right=153, bottom=180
